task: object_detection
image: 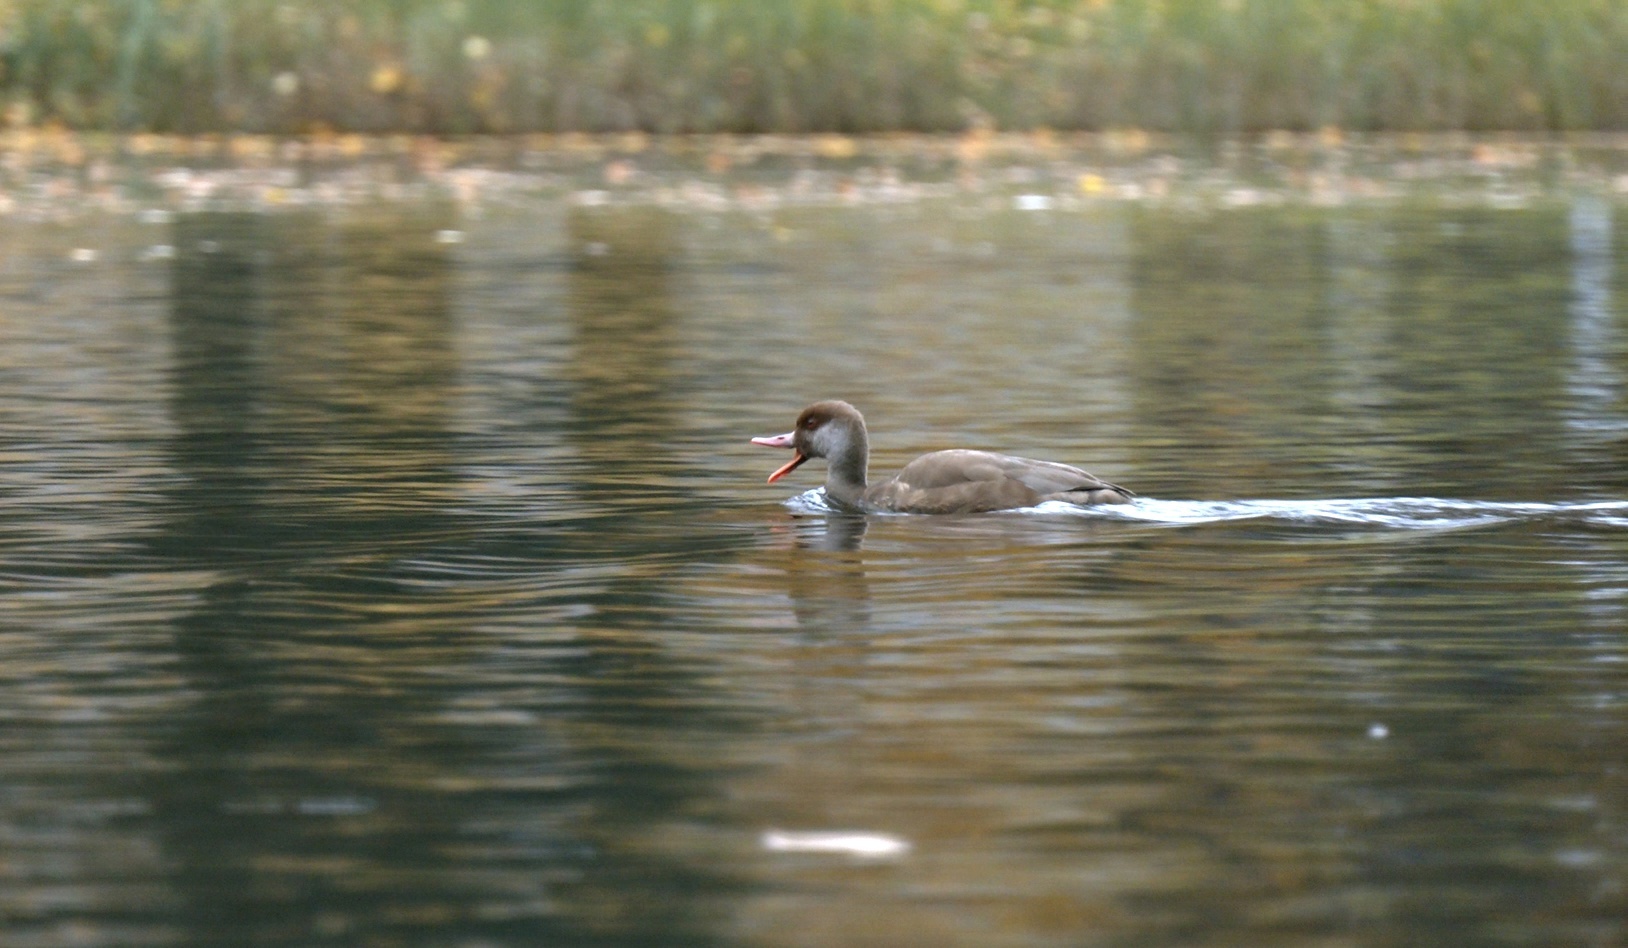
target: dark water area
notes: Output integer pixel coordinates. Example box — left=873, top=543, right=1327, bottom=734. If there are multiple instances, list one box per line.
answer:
left=2, top=140, right=1627, bottom=946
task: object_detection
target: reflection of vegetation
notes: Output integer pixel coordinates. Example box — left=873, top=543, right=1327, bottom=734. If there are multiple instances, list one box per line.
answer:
left=1127, top=208, right=1332, bottom=495
left=2, top=0, right=1626, bottom=133
left=565, top=205, right=680, bottom=442
left=1126, top=204, right=1589, bottom=497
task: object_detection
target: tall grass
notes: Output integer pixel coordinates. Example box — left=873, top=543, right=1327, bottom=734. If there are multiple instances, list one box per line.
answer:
left=2, top=0, right=1626, bottom=133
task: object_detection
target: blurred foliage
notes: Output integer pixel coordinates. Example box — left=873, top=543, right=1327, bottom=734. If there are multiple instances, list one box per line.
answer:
left=1, top=0, right=1626, bottom=133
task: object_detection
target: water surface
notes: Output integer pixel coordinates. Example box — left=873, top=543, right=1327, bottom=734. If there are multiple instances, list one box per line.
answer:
left=2, top=139, right=1626, bottom=946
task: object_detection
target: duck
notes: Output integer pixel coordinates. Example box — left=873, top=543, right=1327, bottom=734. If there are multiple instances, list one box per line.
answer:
left=751, top=400, right=1133, bottom=513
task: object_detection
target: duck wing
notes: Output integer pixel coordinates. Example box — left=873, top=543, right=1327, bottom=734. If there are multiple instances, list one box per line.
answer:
left=866, top=450, right=1132, bottom=512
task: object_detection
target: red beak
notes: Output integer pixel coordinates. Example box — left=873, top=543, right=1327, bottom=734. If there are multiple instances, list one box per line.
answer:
left=751, top=431, right=807, bottom=483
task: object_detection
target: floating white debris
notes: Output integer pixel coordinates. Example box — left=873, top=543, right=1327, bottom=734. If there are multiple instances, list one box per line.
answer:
left=1013, top=193, right=1053, bottom=211
left=138, top=208, right=174, bottom=225
left=1222, top=188, right=1265, bottom=207
left=435, top=229, right=464, bottom=244
left=140, top=244, right=175, bottom=261
left=68, top=248, right=97, bottom=262
left=762, top=829, right=911, bottom=859
left=1367, top=723, right=1390, bottom=739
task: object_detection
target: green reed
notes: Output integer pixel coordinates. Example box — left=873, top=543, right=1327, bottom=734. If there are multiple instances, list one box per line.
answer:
left=2, top=0, right=1626, bottom=133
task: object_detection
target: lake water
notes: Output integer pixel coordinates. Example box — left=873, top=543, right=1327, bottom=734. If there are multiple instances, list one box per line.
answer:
left=2, top=136, right=1626, bottom=946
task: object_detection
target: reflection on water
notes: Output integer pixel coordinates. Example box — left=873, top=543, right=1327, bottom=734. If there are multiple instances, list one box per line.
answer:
left=0, top=155, right=1625, bottom=947
left=1569, top=197, right=1621, bottom=439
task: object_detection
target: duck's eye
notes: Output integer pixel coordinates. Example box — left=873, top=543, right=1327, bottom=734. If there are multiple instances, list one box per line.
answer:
left=802, top=417, right=818, bottom=429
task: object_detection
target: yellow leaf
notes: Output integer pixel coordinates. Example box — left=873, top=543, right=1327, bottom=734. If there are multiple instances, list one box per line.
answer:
left=815, top=135, right=857, bottom=159
left=371, top=64, right=403, bottom=95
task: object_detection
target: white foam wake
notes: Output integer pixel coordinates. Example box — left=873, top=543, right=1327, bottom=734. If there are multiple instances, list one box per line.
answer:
left=1037, top=496, right=1628, bottom=529
left=783, top=489, right=1628, bottom=529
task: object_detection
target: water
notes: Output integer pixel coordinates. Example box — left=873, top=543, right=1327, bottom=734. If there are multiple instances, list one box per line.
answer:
left=2, top=139, right=1627, bottom=946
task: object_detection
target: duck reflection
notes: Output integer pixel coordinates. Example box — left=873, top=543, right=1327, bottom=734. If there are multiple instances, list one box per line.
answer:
left=791, top=510, right=869, bottom=552
left=778, top=513, right=872, bottom=635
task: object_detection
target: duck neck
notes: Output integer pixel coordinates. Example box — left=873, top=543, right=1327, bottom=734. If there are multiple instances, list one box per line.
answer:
left=823, top=429, right=869, bottom=506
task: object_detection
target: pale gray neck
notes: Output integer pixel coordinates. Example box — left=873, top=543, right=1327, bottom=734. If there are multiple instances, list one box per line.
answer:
left=822, top=424, right=869, bottom=506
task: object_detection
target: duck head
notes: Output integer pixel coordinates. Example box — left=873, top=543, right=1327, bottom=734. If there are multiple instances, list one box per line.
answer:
left=750, top=400, right=870, bottom=486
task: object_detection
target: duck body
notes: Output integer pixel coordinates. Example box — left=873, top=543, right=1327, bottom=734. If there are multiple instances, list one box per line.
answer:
left=752, top=400, right=1132, bottom=514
